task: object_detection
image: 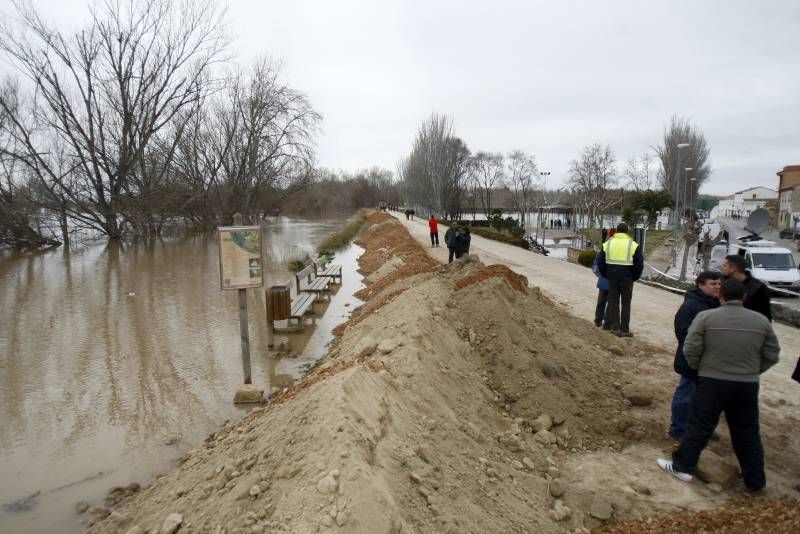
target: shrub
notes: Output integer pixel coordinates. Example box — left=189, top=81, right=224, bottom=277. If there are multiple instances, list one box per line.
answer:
left=470, top=227, right=530, bottom=250
left=577, top=249, right=597, bottom=268
left=288, top=258, right=308, bottom=272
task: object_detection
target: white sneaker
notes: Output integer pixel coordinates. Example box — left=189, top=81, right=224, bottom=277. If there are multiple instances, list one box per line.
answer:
left=657, top=458, right=693, bottom=482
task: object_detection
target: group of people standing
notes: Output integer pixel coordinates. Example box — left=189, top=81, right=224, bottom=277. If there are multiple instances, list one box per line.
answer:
left=426, top=216, right=471, bottom=263
left=590, top=222, right=798, bottom=492
left=548, top=219, right=571, bottom=229
left=657, top=255, right=790, bottom=491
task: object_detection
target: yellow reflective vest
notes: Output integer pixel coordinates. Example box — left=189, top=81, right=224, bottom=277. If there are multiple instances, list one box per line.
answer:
left=602, top=233, right=638, bottom=266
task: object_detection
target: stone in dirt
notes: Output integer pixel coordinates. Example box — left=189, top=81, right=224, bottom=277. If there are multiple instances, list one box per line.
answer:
left=590, top=493, right=613, bottom=520
left=378, top=338, right=399, bottom=354
left=316, top=474, right=339, bottom=494
left=549, top=500, right=571, bottom=522
left=621, top=385, right=652, bottom=407
left=549, top=479, right=566, bottom=498
left=233, top=384, right=264, bottom=404
left=124, top=527, right=143, bottom=534
left=532, top=414, right=553, bottom=432
left=695, top=450, right=739, bottom=489
left=159, top=513, right=183, bottom=534
left=534, top=430, right=557, bottom=445
left=355, top=337, right=378, bottom=358
left=522, top=457, right=536, bottom=471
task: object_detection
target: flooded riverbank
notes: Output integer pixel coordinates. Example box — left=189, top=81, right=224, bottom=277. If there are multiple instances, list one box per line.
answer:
left=0, top=215, right=364, bottom=533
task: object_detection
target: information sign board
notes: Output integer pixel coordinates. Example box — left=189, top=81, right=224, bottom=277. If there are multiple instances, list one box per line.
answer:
left=218, top=226, right=263, bottom=290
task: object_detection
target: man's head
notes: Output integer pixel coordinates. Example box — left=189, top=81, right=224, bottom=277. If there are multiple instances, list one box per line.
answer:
left=695, top=271, right=721, bottom=298
left=722, top=254, right=747, bottom=280
left=720, top=278, right=746, bottom=303
left=616, top=223, right=629, bottom=234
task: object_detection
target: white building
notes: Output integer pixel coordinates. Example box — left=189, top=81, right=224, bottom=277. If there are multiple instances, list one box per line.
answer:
left=717, top=186, right=777, bottom=218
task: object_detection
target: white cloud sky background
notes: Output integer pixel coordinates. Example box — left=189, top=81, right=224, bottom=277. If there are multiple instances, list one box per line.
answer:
left=3, top=0, right=799, bottom=195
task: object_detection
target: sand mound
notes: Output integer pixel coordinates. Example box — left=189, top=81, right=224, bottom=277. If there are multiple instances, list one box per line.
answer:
left=88, top=213, right=800, bottom=533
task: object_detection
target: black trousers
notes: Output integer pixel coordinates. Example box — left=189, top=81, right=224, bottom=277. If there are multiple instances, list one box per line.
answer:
left=673, top=377, right=765, bottom=490
left=448, top=247, right=456, bottom=263
left=604, top=278, right=633, bottom=332
left=594, top=289, right=608, bottom=326
left=430, top=231, right=439, bottom=246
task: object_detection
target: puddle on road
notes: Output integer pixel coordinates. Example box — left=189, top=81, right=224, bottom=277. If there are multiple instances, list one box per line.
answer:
left=0, top=215, right=364, bottom=533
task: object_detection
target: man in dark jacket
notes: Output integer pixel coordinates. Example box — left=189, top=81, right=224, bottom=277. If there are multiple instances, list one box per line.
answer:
left=657, top=279, right=780, bottom=491
left=597, top=223, right=644, bottom=337
left=457, top=227, right=471, bottom=258
left=667, top=271, right=721, bottom=440
left=445, top=225, right=459, bottom=263
left=722, top=254, right=772, bottom=321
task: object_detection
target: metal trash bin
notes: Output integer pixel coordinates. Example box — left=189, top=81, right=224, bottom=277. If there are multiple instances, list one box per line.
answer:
left=266, top=286, right=291, bottom=321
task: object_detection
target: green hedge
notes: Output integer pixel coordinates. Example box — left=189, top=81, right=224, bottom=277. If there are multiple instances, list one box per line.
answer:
left=469, top=227, right=530, bottom=250
left=577, top=249, right=596, bottom=267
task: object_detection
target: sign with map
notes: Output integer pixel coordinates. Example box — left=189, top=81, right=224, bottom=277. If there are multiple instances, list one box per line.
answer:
left=218, top=226, right=263, bottom=290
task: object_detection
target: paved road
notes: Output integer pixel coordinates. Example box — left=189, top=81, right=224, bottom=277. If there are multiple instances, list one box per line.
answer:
left=389, top=211, right=799, bottom=409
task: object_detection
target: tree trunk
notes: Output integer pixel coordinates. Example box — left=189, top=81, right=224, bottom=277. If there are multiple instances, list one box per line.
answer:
left=59, top=209, right=70, bottom=248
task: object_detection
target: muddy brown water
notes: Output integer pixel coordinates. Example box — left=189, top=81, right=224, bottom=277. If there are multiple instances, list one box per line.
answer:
left=0, top=215, right=364, bottom=533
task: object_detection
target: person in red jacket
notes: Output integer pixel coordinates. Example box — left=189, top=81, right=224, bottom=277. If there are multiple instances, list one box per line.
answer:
left=428, top=216, right=439, bottom=247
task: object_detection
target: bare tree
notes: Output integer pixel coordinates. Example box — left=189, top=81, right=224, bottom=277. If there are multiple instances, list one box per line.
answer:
left=0, top=0, right=228, bottom=238
left=506, top=150, right=537, bottom=228
left=399, top=114, right=470, bottom=219
left=623, top=153, right=656, bottom=192
left=654, top=116, right=712, bottom=206
left=469, top=151, right=504, bottom=218
left=171, top=58, right=320, bottom=226
left=567, top=144, right=618, bottom=227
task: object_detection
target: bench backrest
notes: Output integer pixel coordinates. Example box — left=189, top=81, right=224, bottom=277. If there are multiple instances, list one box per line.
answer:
left=296, top=264, right=315, bottom=286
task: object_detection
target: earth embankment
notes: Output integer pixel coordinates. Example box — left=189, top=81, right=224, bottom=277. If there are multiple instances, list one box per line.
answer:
left=89, top=212, right=800, bottom=533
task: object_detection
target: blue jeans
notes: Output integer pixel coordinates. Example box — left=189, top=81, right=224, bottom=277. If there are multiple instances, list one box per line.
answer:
left=669, top=375, right=696, bottom=437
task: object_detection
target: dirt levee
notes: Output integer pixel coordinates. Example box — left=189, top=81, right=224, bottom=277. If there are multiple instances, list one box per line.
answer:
left=89, top=215, right=800, bottom=533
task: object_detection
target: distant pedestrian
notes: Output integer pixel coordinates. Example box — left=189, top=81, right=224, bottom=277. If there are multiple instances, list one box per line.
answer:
left=721, top=255, right=772, bottom=321
left=459, top=226, right=471, bottom=257
left=404, top=209, right=410, bottom=220
left=445, top=225, right=458, bottom=263
left=667, top=271, right=721, bottom=440
left=428, top=215, right=439, bottom=247
left=409, top=209, right=415, bottom=221
left=597, top=223, right=644, bottom=337
left=658, top=279, right=780, bottom=491
left=591, top=254, right=609, bottom=327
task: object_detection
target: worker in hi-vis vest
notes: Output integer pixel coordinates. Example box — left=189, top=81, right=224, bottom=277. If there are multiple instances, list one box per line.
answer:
left=597, top=222, right=644, bottom=337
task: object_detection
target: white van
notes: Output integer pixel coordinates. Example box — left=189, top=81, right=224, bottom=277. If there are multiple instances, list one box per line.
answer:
left=708, top=240, right=800, bottom=291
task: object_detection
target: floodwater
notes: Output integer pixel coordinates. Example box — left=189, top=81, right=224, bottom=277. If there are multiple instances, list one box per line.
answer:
left=0, top=215, right=364, bottom=533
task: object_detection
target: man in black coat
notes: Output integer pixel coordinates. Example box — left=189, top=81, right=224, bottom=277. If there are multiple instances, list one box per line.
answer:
left=667, top=271, right=721, bottom=440
left=722, top=255, right=772, bottom=321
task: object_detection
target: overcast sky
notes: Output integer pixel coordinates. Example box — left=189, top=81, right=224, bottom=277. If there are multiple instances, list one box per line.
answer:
left=3, top=0, right=799, bottom=195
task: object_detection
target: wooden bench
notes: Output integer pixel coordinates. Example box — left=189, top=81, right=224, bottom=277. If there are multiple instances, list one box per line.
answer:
left=314, top=256, right=343, bottom=285
left=269, top=280, right=317, bottom=333
left=296, top=264, right=331, bottom=301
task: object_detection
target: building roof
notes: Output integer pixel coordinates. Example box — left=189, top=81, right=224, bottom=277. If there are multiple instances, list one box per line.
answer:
left=777, top=165, right=800, bottom=176
left=733, top=186, right=777, bottom=195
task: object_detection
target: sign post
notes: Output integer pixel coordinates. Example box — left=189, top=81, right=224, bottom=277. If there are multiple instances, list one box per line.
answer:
left=218, top=214, right=263, bottom=386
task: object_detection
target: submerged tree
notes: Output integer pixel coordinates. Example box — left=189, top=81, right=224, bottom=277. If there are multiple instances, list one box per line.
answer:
left=0, top=0, right=228, bottom=238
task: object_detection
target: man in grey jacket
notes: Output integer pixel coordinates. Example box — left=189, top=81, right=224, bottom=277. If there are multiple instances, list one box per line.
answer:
left=657, top=278, right=780, bottom=491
